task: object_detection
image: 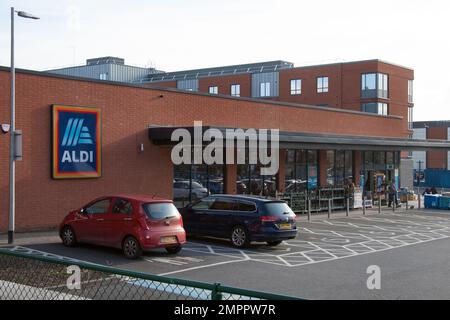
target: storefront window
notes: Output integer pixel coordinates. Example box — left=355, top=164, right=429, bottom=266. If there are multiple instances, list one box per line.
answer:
left=345, top=150, right=353, bottom=182
left=325, top=150, right=335, bottom=187
left=284, top=149, right=318, bottom=193
left=173, top=163, right=224, bottom=207
left=307, top=150, right=318, bottom=189
left=364, top=151, right=373, bottom=170
left=238, top=162, right=277, bottom=196
left=386, top=152, right=394, bottom=165
left=335, top=150, right=345, bottom=186
left=329, top=150, right=353, bottom=187
left=374, top=152, right=386, bottom=170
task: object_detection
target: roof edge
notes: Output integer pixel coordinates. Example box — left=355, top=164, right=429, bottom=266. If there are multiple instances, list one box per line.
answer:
left=0, top=66, right=403, bottom=121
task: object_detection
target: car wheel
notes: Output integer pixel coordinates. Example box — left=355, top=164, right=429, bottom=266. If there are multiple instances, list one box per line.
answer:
left=122, top=236, right=142, bottom=259
left=166, top=245, right=182, bottom=254
left=61, top=226, right=77, bottom=247
left=230, top=226, right=250, bottom=248
left=266, top=240, right=283, bottom=246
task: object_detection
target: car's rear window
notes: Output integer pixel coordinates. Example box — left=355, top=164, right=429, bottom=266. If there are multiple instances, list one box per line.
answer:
left=261, top=202, right=295, bottom=217
left=143, top=203, right=180, bottom=220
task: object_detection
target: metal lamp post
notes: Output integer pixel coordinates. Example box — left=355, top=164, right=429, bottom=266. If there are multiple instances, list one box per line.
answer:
left=8, top=7, right=40, bottom=244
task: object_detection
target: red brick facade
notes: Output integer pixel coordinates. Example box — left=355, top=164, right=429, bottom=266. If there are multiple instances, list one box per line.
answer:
left=0, top=68, right=408, bottom=232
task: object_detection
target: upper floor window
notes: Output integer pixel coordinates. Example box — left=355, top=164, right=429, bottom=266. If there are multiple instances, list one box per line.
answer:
left=209, top=86, right=218, bottom=95
left=361, top=73, right=388, bottom=99
left=290, top=79, right=302, bottom=95
left=408, top=80, right=414, bottom=103
left=99, top=73, right=107, bottom=80
left=408, top=106, right=414, bottom=130
left=260, top=82, right=271, bottom=97
left=231, top=84, right=240, bottom=97
left=317, top=77, right=329, bottom=93
left=378, top=73, right=388, bottom=99
left=361, top=102, right=388, bottom=116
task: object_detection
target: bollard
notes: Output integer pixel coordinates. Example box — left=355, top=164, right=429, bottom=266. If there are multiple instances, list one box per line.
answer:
left=346, top=197, right=350, bottom=217
left=406, top=196, right=408, bottom=212
left=328, top=199, right=332, bottom=219
left=363, top=196, right=366, bottom=215
left=418, top=191, right=421, bottom=209
left=308, top=199, right=311, bottom=221
left=378, top=194, right=381, bottom=214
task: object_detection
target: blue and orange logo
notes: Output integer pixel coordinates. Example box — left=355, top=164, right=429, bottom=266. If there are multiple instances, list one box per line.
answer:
left=52, top=105, right=101, bottom=179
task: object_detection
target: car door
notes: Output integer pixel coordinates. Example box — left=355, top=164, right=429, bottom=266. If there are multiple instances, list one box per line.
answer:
left=82, top=198, right=113, bottom=244
left=102, top=197, right=136, bottom=247
left=182, top=198, right=214, bottom=234
left=205, top=197, right=238, bottom=237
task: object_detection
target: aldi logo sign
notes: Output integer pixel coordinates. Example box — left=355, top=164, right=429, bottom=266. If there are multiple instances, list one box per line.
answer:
left=52, top=105, right=101, bottom=179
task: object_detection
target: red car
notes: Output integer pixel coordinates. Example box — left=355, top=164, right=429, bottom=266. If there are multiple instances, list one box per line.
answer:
left=59, top=195, right=186, bottom=259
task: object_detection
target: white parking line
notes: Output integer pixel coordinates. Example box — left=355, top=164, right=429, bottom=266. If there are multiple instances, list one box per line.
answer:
left=157, top=259, right=249, bottom=276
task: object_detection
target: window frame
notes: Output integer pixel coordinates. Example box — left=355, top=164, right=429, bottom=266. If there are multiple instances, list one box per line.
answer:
left=231, top=84, right=241, bottom=97
left=208, top=86, right=218, bottom=95
left=361, top=102, right=389, bottom=116
left=260, top=82, right=271, bottom=97
left=361, top=72, right=389, bottom=99
left=408, top=80, right=414, bottom=104
left=317, top=76, right=329, bottom=93
left=290, top=79, right=302, bottom=95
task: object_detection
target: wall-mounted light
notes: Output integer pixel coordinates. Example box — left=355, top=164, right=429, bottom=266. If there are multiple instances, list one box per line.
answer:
left=139, top=143, right=144, bottom=153
left=1, top=124, right=11, bottom=134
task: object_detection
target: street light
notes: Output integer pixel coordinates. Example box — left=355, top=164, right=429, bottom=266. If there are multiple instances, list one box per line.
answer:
left=8, top=7, right=40, bottom=244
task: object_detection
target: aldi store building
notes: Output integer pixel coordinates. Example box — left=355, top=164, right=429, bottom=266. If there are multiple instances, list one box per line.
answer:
left=0, top=66, right=449, bottom=232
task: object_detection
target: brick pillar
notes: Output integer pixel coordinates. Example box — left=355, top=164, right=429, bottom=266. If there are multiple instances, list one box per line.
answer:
left=277, top=149, right=286, bottom=193
left=225, top=163, right=237, bottom=194
left=319, top=150, right=328, bottom=187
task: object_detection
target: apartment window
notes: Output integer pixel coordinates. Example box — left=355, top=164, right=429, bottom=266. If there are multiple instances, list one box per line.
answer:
left=290, top=79, right=302, bottom=95
left=317, top=77, right=329, bottom=93
left=408, top=80, right=414, bottom=103
left=361, top=102, right=389, bottom=116
left=378, top=73, right=388, bottom=99
left=99, top=73, right=107, bottom=80
left=361, top=73, right=376, bottom=91
left=209, top=86, right=218, bottom=95
left=260, top=82, right=271, bottom=97
left=361, top=73, right=388, bottom=99
left=408, top=106, right=414, bottom=130
left=231, top=84, right=240, bottom=97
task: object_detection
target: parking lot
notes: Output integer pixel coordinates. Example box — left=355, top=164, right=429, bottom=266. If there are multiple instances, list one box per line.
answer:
left=2, top=208, right=450, bottom=299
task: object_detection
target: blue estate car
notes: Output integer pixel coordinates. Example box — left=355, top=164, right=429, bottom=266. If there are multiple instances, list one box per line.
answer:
left=181, top=195, right=298, bottom=248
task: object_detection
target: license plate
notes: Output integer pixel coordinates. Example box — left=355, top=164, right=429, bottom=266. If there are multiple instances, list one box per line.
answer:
left=278, top=223, right=292, bottom=230
left=160, top=236, right=177, bottom=244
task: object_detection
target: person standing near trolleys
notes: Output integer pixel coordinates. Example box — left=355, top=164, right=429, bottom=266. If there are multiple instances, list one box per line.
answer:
left=388, top=179, right=400, bottom=208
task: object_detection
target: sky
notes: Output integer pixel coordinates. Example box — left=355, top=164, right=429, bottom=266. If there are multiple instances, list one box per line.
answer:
left=0, top=0, right=449, bottom=121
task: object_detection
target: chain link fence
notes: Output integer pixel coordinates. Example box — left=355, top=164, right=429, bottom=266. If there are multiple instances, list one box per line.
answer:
left=0, top=248, right=301, bottom=300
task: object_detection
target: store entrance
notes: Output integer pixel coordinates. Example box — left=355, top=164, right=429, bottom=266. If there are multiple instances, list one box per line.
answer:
left=364, top=170, right=386, bottom=197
